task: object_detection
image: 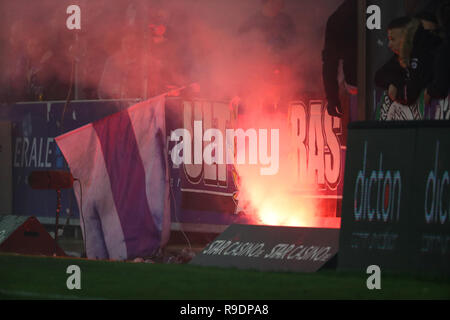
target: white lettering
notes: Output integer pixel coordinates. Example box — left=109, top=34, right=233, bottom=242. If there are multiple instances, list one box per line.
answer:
left=66, top=5, right=81, bottom=30
left=66, top=265, right=81, bottom=290
left=366, top=5, right=381, bottom=30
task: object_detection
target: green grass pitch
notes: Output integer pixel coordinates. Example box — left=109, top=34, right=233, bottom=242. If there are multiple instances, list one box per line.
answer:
left=0, top=253, right=449, bottom=300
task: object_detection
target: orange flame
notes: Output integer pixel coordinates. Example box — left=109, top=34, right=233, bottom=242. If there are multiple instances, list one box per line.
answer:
left=233, top=109, right=341, bottom=229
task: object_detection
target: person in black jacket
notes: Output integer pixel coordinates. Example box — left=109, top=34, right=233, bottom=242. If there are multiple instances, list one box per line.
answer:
left=322, top=0, right=357, bottom=118
left=425, top=0, right=450, bottom=103
left=374, top=16, right=441, bottom=106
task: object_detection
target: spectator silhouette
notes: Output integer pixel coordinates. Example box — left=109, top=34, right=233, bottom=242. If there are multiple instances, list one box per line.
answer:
left=375, top=16, right=441, bottom=105
left=425, top=0, right=450, bottom=102
left=322, top=0, right=357, bottom=118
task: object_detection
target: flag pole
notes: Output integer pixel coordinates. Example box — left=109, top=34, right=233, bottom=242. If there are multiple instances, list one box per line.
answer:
left=162, top=83, right=200, bottom=98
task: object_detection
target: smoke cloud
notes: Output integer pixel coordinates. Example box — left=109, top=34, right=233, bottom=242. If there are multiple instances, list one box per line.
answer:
left=0, top=0, right=342, bottom=102
left=0, top=0, right=344, bottom=227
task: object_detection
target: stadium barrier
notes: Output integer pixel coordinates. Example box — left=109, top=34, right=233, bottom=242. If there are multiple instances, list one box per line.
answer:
left=1, top=97, right=344, bottom=233
left=338, top=120, right=450, bottom=276
left=190, top=224, right=339, bottom=272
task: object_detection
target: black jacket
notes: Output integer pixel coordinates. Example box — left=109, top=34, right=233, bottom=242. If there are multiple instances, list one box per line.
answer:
left=426, top=39, right=450, bottom=99
left=322, top=0, right=357, bottom=105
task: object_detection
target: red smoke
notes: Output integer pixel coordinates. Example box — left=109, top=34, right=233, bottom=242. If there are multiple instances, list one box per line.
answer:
left=0, top=0, right=344, bottom=228
left=232, top=106, right=341, bottom=229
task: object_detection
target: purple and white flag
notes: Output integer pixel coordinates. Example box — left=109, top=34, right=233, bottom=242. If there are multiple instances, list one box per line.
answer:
left=55, top=95, right=170, bottom=260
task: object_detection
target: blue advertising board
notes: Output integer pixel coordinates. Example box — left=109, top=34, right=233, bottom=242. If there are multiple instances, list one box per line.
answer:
left=2, top=99, right=252, bottom=229
left=2, top=97, right=344, bottom=231
left=1, top=100, right=135, bottom=222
